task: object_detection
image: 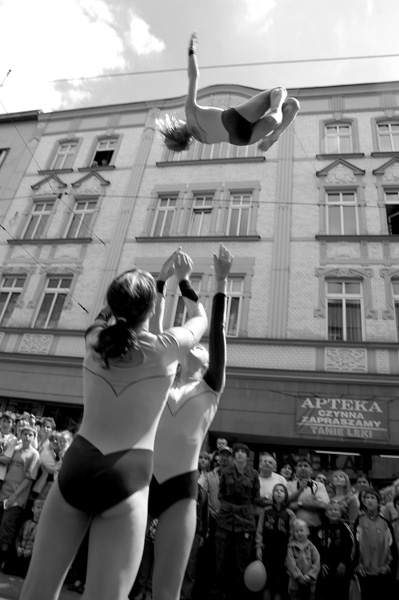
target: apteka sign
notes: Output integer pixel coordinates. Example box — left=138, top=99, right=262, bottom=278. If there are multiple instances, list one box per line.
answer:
left=296, top=396, right=389, bottom=441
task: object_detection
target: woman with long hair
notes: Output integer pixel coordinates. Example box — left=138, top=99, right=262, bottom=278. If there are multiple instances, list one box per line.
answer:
left=330, top=470, right=358, bottom=528
left=21, top=251, right=207, bottom=600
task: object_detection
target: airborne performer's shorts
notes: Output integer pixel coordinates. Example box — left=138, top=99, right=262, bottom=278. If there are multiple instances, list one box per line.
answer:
left=221, top=107, right=254, bottom=146
left=148, top=470, right=198, bottom=517
left=58, top=434, right=153, bottom=514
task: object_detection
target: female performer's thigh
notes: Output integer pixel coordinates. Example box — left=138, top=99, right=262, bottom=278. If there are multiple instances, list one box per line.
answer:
left=20, top=481, right=92, bottom=600
left=83, top=486, right=149, bottom=600
left=152, top=498, right=197, bottom=600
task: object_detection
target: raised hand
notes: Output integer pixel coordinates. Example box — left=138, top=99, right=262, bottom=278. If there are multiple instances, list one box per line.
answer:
left=174, top=251, right=194, bottom=282
left=158, top=247, right=182, bottom=282
left=213, top=244, right=233, bottom=281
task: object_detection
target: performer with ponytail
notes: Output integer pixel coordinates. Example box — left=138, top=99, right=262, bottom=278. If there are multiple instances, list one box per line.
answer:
left=21, top=251, right=207, bottom=600
left=157, top=33, right=300, bottom=153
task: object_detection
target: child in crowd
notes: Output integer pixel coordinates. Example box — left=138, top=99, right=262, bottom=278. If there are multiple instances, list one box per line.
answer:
left=256, top=483, right=295, bottom=600
left=286, top=519, right=320, bottom=600
left=3, top=499, right=44, bottom=577
left=315, top=501, right=354, bottom=600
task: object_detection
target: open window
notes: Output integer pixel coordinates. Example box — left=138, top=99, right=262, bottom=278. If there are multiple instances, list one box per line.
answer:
left=384, top=190, right=399, bottom=235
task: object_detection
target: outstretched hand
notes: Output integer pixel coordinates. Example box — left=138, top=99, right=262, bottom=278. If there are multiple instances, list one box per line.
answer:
left=213, top=244, right=233, bottom=281
left=158, top=247, right=182, bottom=282
left=174, top=250, right=194, bottom=281
left=189, top=32, right=198, bottom=48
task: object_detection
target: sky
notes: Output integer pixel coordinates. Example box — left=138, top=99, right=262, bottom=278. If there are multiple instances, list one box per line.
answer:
left=0, top=0, right=398, bottom=115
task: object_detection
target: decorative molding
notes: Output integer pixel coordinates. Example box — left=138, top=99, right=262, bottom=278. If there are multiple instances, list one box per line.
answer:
left=19, top=334, right=53, bottom=355
left=31, top=173, right=67, bottom=192
left=71, top=170, right=111, bottom=194
left=325, top=347, right=367, bottom=372
left=316, top=157, right=365, bottom=180
left=380, top=267, right=399, bottom=320
left=372, top=155, right=399, bottom=180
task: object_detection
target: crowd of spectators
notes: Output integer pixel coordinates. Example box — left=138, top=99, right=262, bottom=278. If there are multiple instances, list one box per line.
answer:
left=133, top=438, right=399, bottom=600
left=0, top=412, right=398, bottom=600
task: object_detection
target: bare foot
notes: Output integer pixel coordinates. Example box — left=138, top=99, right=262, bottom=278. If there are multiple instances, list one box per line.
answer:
left=258, top=133, right=279, bottom=152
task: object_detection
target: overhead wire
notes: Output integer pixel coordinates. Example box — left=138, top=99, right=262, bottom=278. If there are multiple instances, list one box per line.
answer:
left=3, top=53, right=398, bottom=85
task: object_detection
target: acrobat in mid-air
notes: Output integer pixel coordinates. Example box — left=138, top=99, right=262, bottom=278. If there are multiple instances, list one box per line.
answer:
left=158, top=33, right=300, bottom=153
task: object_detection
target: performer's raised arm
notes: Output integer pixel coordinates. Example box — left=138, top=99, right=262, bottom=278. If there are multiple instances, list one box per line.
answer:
left=203, top=244, right=233, bottom=393
left=186, top=32, right=199, bottom=109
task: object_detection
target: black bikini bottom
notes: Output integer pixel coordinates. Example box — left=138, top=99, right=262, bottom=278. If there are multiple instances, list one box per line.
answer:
left=222, top=107, right=254, bottom=146
left=148, top=470, right=198, bottom=518
left=58, top=434, right=153, bottom=514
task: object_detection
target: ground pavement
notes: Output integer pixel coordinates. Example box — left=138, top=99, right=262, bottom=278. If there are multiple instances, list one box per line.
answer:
left=0, top=570, right=80, bottom=600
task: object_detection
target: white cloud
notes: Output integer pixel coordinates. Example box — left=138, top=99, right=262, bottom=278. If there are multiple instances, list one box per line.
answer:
left=241, top=0, right=276, bottom=31
left=0, top=0, right=126, bottom=113
left=127, top=14, right=165, bottom=56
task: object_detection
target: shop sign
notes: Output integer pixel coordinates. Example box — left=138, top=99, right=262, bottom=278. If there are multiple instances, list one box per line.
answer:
left=295, top=397, right=389, bottom=441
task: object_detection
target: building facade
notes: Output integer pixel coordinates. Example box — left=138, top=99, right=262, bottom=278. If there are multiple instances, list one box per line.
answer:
left=0, top=81, right=398, bottom=482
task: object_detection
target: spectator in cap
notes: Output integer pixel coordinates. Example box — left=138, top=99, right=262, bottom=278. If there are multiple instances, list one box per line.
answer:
left=0, top=425, right=40, bottom=564
left=215, top=442, right=260, bottom=600
left=0, top=412, right=17, bottom=488
left=288, top=456, right=329, bottom=543
left=354, top=487, right=395, bottom=600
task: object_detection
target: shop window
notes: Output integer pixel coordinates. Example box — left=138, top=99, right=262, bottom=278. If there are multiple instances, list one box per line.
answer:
left=34, top=275, right=72, bottom=328
left=324, top=123, right=352, bottom=154
left=22, top=199, right=55, bottom=240
left=0, top=275, right=26, bottom=325
left=377, top=122, right=399, bottom=152
left=326, top=280, right=363, bottom=341
left=65, top=198, right=97, bottom=239
left=326, top=190, right=359, bottom=235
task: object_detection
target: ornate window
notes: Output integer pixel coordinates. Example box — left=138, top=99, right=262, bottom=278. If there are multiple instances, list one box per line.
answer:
left=315, top=268, right=376, bottom=339
left=34, top=275, right=73, bottom=328
left=326, top=280, right=363, bottom=341
left=65, top=198, right=97, bottom=239
left=326, top=190, right=359, bottom=235
left=0, top=274, right=26, bottom=325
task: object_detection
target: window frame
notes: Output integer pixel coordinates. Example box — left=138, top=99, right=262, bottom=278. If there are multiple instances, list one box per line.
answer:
left=226, top=191, right=253, bottom=237
left=33, top=274, right=74, bottom=329
left=46, top=138, right=81, bottom=171
left=376, top=120, right=399, bottom=153
left=324, top=123, right=353, bottom=154
left=325, top=279, right=364, bottom=342
left=88, top=135, right=120, bottom=168
left=20, top=197, right=56, bottom=240
left=0, top=273, right=28, bottom=326
left=187, top=193, right=214, bottom=237
left=64, top=196, right=98, bottom=239
left=325, top=189, right=359, bottom=235
left=0, top=148, right=9, bottom=169
left=319, top=119, right=360, bottom=155
left=151, top=194, right=179, bottom=237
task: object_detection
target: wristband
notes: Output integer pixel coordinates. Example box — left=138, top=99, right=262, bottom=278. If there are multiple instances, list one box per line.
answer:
left=179, top=279, right=199, bottom=302
left=188, top=48, right=195, bottom=55
left=156, top=280, right=166, bottom=297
